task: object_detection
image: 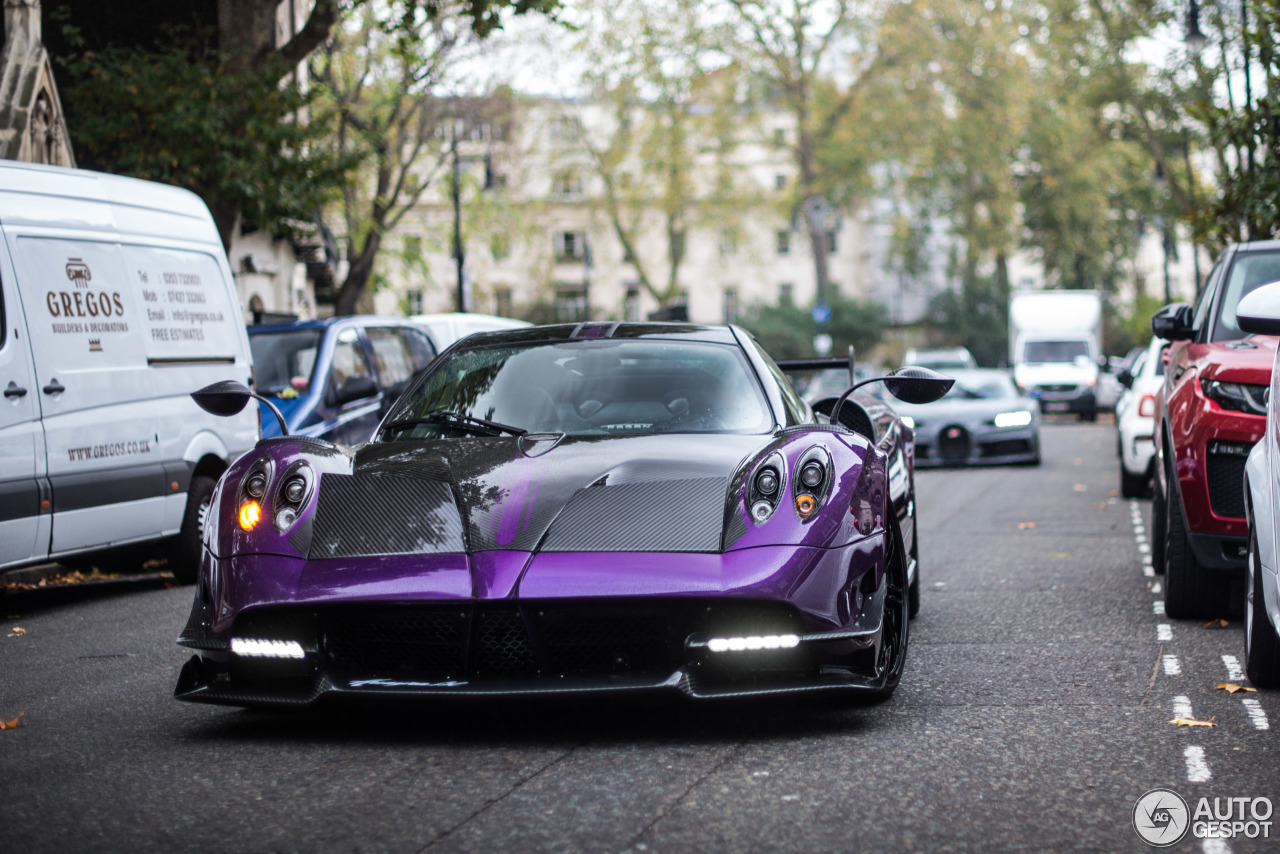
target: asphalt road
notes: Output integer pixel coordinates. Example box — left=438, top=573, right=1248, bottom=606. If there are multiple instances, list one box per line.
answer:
left=2, top=423, right=1276, bottom=853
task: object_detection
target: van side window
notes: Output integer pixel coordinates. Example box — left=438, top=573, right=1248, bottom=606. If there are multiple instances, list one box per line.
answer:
left=367, top=327, right=417, bottom=388
left=329, top=327, right=372, bottom=392
left=405, top=328, right=436, bottom=370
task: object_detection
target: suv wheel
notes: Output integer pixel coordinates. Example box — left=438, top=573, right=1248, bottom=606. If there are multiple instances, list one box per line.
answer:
left=1164, top=486, right=1237, bottom=619
left=1245, top=523, right=1280, bottom=687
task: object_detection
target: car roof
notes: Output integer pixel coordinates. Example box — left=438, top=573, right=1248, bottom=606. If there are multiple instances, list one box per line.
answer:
left=456, top=321, right=740, bottom=348
left=247, top=316, right=418, bottom=335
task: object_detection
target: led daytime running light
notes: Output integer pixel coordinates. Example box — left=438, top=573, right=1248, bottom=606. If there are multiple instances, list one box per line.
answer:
left=231, top=638, right=305, bottom=658
left=993, top=410, right=1033, bottom=428
left=707, top=634, right=801, bottom=652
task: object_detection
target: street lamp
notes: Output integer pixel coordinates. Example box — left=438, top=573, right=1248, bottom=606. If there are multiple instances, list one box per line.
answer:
left=1186, top=0, right=1207, bottom=58
left=449, top=118, right=495, bottom=314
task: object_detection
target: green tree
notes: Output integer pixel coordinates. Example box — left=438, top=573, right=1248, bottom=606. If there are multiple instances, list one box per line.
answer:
left=739, top=293, right=886, bottom=360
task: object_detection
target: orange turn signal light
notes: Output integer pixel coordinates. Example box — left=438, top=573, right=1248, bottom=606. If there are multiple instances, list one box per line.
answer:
left=796, top=494, right=817, bottom=518
left=238, top=500, right=262, bottom=531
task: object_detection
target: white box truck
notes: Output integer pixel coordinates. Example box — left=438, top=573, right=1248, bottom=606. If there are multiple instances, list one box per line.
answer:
left=1008, top=289, right=1102, bottom=421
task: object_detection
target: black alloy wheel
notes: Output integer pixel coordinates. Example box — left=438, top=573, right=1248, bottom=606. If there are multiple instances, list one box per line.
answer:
left=866, top=522, right=910, bottom=702
left=1245, top=508, right=1280, bottom=687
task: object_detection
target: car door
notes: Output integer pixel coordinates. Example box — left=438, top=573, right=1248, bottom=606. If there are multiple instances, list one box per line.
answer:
left=0, top=235, right=48, bottom=567
left=322, top=325, right=381, bottom=445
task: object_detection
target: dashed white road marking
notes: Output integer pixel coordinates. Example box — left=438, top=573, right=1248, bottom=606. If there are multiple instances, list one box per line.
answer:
left=1136, top=533, right=1148, bottom=545
left=1163, top=655, right=1182, bottom=676
left=1151, top=582, right=1162, bottom=594
left=1154, top=600, right=1166, bottom=616
left=1222, top=655, right=1245, bottom=682
left=1158, top=624, right=1173, bottom=642
left=1241, top=698, right=1270, bottom=731
left=1173, top=695, right=1194, bottom=719
left=1138, top=542, right=1151, bottom=554
left=1143, top=563, right=1155, bottom=578
left=1184, top=745, right=1212, bottom=783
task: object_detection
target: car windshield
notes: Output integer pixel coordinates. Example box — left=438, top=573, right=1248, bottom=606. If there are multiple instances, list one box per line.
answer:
left=249, top=330, right=322, bottom=396
left=944, top=373, right=1018, bottom=400
left=383, top=338, right=773, bottom=439
left=1213, top=251, right=1280, bottom=341
left=1022, top=340, right=1089, bottom=363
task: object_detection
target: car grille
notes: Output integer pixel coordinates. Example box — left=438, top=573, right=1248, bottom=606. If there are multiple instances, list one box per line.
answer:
left=238, top=600, right=813, bottom=687
left=1036, top=384, right=1077, bottom=394
left=1206, top=442, right=1251, bottom=519
left=938, top=425, right=971, bottom=462
left=981, top=439, right=1033, bottom=458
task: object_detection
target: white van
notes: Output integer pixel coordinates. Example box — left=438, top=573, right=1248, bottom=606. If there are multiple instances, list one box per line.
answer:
left=0, top=162, right=257, bottom=582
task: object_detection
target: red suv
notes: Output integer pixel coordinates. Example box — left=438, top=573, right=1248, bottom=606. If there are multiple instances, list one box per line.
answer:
left=1152, top=241, right=1280, bottom=618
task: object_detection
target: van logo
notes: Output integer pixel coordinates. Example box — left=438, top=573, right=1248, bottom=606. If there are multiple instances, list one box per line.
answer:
left=65, top=258, right=91, bottom=286
left=88, top=339, right=102, bottom=352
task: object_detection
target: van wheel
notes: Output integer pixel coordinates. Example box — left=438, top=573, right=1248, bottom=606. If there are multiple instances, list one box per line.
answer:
left=167, top=475, right=215, bottom=585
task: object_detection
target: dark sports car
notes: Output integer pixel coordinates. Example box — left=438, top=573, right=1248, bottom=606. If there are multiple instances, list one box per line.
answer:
left=175, top=323, right=950, bottom=707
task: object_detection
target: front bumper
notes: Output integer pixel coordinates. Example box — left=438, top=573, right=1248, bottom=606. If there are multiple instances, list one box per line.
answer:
left=914, top=425, right=1039, bottom=467
left=1031, top=387, right=1096, bottom=415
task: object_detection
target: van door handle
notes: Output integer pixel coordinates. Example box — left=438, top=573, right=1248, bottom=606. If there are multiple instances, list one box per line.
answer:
left=42, top=379, right=65, bottom=395
left=4, top=381, right=26, bottom=398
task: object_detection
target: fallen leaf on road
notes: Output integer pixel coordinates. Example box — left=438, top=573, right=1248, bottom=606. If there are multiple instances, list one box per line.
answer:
left=1215, top=683, right=1258, bottom=694
left=1093, top=502, right=1107, bottom=510
left=1168, top=717, right=1217, bottom=727
left=1107, top=490, right=1119, bottom=498
left=1201, top=619, right=1229, bottom=629
left=1018, top=522, right=1037, bottom=530
left=1073, top=458, right=1083, bottom=466
left=1073, top=484, right=1088, bottom=492
left=6, top=626, right=26, bottom=637
left=0, top=711, right=24, bottom=730
left=1050, top=552, right=1073, bottom=559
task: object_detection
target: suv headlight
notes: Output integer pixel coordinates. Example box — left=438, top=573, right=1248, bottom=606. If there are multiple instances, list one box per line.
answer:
left=1201, top=379, right=1268, bottom=416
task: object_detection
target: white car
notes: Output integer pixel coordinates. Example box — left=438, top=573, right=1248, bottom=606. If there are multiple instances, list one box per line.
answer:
left=1236, top=283, right=1280, bottom=686
left=1115, top=337, right=1167, bottom=498
left=410, top=312, right=531, bottom=351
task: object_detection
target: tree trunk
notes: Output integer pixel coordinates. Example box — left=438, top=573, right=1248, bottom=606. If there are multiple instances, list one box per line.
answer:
left=207, top=194, right=241, bottom=255
left=335, top=232, right=382, bottom=316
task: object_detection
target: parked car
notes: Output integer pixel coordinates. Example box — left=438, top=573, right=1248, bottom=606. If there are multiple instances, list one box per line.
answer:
left=410, top=312, right=531, bottom=351
left=1236, top=283, right=1280, bottom=685
left=0, top=161, right=257, bottom=583
left=888, top=369, right=1040, bottom=467
left=902, top=346, right=977, bottom=372
left=247, top=316, right=437, bottom=445
left=175, top=322, right=952, bottom=708
left=1115, top=337, right=1167, bottom=498
left=1151, top=240, right=1280, bottom=618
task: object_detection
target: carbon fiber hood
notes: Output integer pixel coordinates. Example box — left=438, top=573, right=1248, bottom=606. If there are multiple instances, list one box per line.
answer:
left=307, top=434, right=767, bottom=557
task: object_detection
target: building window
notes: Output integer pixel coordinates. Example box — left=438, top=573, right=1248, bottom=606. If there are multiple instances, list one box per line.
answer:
left=405, top=289, right=424, bottom=315
left=495, top=286, right=512, bottom=317
left=779, top=283, right=794, bottom=304
left=670, top=230, right=686, bottom=260
left=773, top=128, right=786, bottom=146
left=719, top=227, right=737, bottom=256
left=775, top=173, right=787, bottom=190
left=625, top=286, right=640, bottom=321
left=403, top=236, right=422, bottom=259
left=552, top=171, right=583, bottom=198
left=490, top=231, right=510, bottom=260
left=550, top=115, right=576, bottom=141
left=554, top=231, right=587, bottom=262
left=723, top=288, right=739, bottom=324
left=776, top=230, right=791, bottom=256
left=555, top=287, right=588, bottom=322
left=826, top=229, right=838, bottom=254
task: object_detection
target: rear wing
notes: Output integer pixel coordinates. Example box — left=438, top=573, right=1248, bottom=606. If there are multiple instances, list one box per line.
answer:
left=774, top=347, right=856, bottom=384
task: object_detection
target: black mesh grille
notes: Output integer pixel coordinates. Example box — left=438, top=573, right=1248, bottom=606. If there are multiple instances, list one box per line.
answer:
left=534, top=609, right=673, bottom=676
left=981, top=439, right=1032, bottom=457
left=937, top=426, right=970, bottom=462
left=1207, top=451, right=1248, bottom=519
left=324, top=607, right=468, bottom=681
left=474, top=608, right=539, bottom=676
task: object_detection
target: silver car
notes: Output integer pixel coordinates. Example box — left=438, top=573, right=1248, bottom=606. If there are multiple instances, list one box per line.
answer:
left=894, top=369, right=1041, bottom=467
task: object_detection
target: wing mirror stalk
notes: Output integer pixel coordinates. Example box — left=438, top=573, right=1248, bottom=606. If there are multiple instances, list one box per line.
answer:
left=832, top=366, right=955, bottom=426
left=191, top=380, right=289, bottom=436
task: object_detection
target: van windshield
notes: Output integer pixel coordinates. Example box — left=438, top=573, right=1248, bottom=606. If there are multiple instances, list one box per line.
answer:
left=249, top=330, right=323, bottom=396
left=1022, top=340, right=1089, bottom=364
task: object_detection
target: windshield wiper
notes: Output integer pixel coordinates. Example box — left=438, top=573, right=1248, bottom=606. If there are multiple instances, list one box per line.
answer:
left=383, top=410, right=527, bottom=437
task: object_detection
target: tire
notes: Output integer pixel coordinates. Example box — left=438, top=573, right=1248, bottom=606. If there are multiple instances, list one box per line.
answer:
left=1245, top=523, right=1280, bottom=687
left=166, top=474, right=216, bottom=585
left=865, top=523, right=910, bottom=702
left=1120, top=464, right=1148, bottom=499
left=1080, top=409, right=1098, bottom=423
left=1151, top=471, right=1167, bottom=575
left=1164, top=486, right=1237, bottom=619
left=908, top=565, right=920, bottom=619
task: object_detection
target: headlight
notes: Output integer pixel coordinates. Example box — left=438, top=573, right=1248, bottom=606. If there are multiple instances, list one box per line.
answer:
left=1201, top=379, right=1268, bottom=416
left=900, top=415, right=915, bottom=429
left=993, top=410, right=1034, bottom=428
left=272, top=462, right=314, bottom=532
left=792, top=446, right=832, bottom=522
left=747, top=453, right=787, bottom=525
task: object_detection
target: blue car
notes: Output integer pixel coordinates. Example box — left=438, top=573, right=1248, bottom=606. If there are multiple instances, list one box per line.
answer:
left=247, top=317, right=437, bottom=445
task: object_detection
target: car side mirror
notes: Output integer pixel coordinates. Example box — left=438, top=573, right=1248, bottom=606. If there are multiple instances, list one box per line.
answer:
left=882, top=366, right=955, bottom=404
left=1151, top=302, right=1195, bottom=341
left=1117, top=369, right=1134, bottom=389
left=1237, top=281, right=1280, bottom=336
left=191, top=380, right=289, bottom=435
left=331, top=374, right=379, bottom=407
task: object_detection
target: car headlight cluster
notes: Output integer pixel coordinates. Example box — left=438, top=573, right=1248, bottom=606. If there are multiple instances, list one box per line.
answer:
left=747, top=446, right=835, bottom=525
left=1201, top=379, right=1268, bottom=416
left=792, top=447, right=832, bottom=520
left=748, top=452, right=787, bottom=524
left=236, top=457, right=313, bottom=533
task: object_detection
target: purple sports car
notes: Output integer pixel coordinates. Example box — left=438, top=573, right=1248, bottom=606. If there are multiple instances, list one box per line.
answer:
left=175, top=322, right=950, bottom=706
